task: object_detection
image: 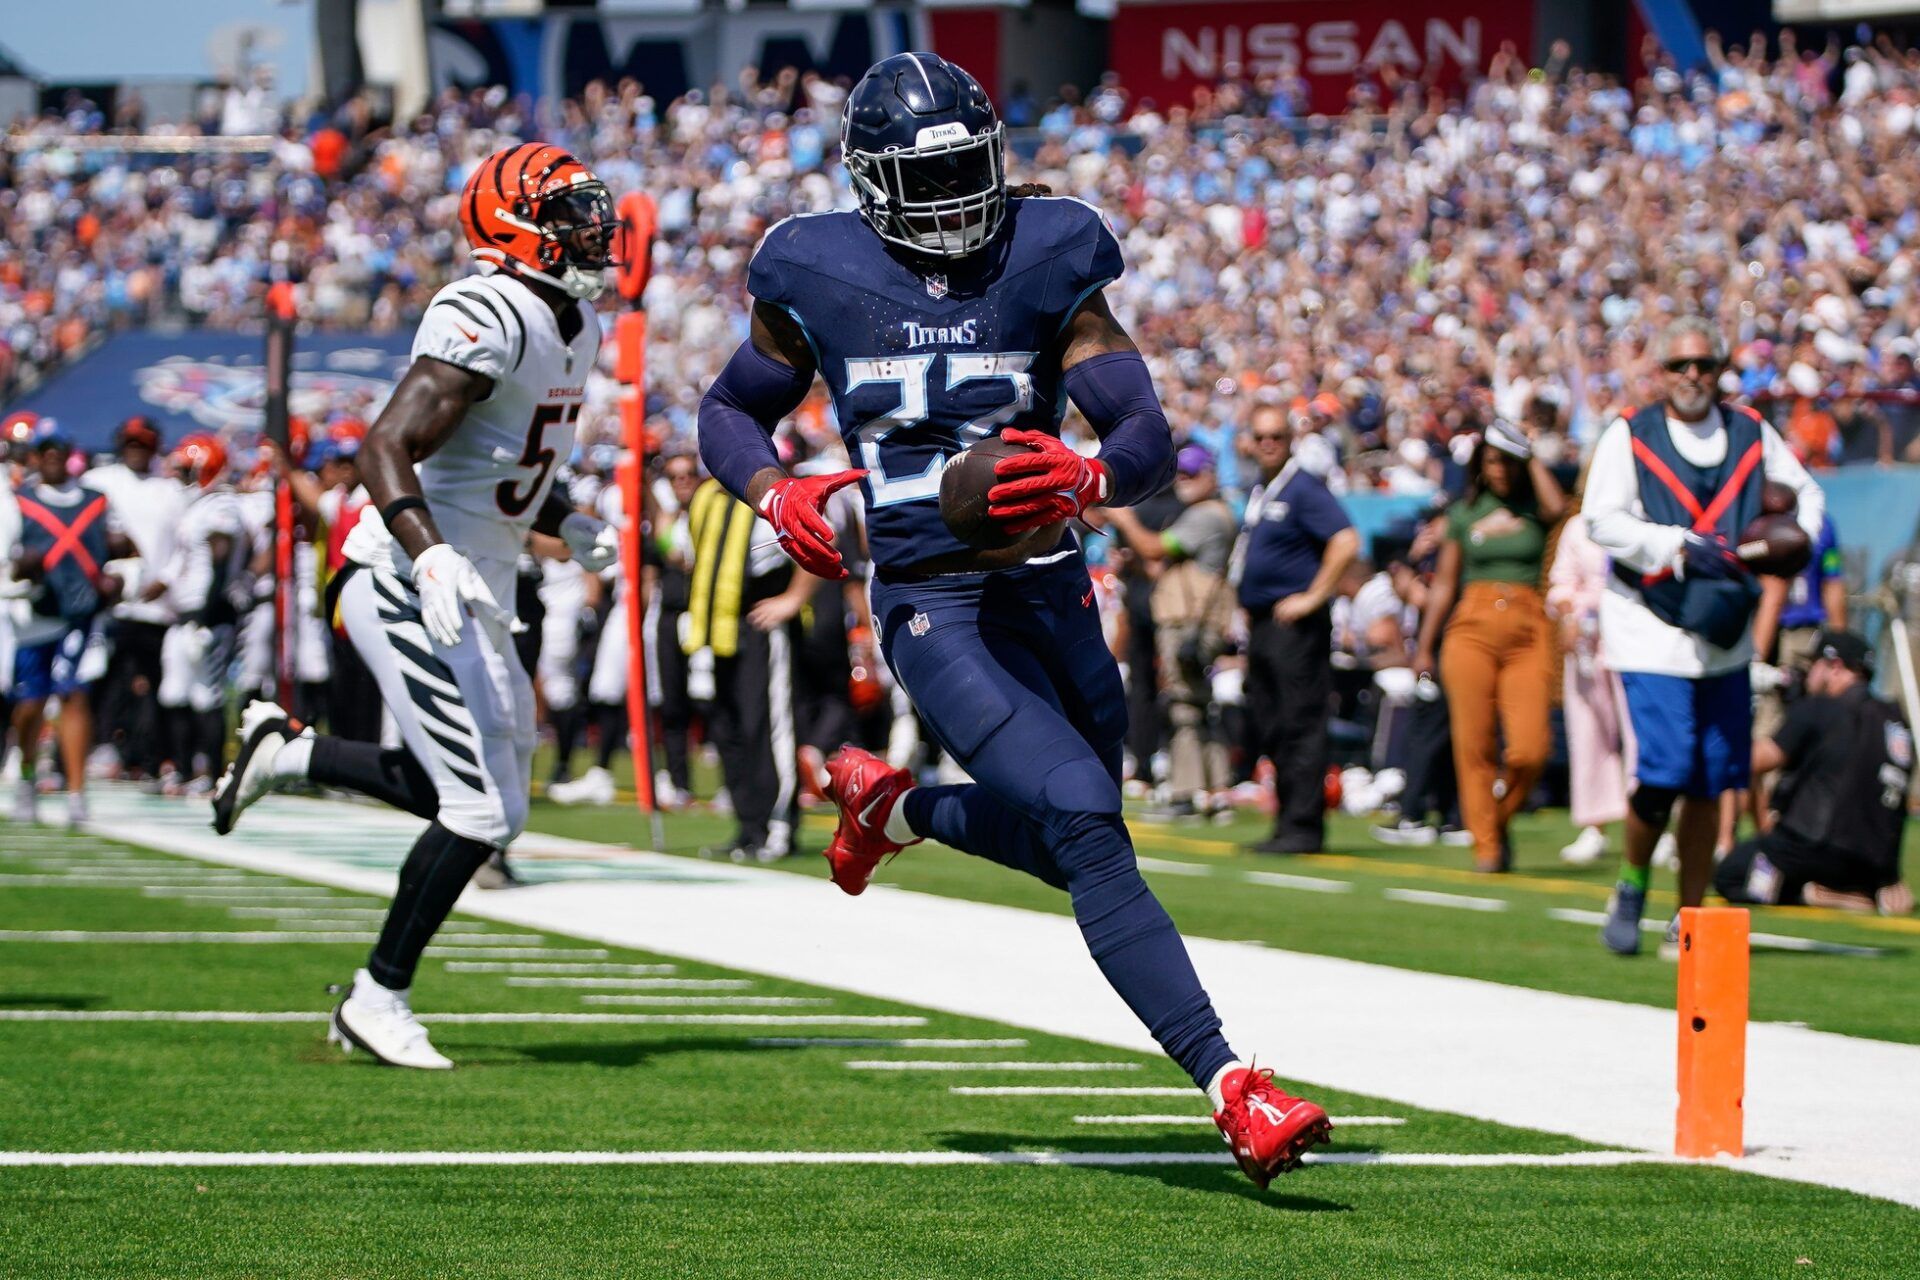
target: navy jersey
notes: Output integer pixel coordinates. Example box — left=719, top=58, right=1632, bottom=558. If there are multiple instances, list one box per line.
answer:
left=748, top=197, right=1123, bottom=569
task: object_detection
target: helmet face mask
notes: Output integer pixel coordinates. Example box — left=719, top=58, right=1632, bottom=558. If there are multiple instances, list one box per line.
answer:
left=843, top=54, right=1006, bottom=259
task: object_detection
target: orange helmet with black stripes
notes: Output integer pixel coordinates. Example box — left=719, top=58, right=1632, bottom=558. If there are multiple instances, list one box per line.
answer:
left=459, top=143, right=620, bottom=300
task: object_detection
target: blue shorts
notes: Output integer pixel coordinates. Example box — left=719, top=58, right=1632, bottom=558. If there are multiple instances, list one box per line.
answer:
left=12, top=621, right=100, bottom=703
left=1620, top=667, right=1752, bottom=798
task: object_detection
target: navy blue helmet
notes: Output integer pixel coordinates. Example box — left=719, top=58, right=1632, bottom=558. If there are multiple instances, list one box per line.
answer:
left=842, top=52, right=1005, bottom=258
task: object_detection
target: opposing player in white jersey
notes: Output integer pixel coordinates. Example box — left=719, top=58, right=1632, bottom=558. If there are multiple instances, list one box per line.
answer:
left=208, top=143, right=622, bottom=1068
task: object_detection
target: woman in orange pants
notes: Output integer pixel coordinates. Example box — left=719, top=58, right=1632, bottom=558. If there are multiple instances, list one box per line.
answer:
left=1414, top=422, right=1566, bottom=871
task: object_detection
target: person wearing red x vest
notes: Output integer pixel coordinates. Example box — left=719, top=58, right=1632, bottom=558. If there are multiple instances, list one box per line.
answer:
left=8, top=427, right=127, bottom=826
left=1584, top=318, right=1825, bottom=956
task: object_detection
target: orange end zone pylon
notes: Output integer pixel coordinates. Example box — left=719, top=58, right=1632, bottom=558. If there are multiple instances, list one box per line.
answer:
left=616, top=192, right=660, bottom=834
left=1675, top=906, right=1749, bottom=1158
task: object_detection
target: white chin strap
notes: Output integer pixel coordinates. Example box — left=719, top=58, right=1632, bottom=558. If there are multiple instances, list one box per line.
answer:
left=471, top=250, right=606, bottom=300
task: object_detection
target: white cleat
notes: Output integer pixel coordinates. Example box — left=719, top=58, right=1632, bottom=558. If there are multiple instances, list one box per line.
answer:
left=328, top=969, right=453, bottom=1070
left=1651, top=833, right=1680, bottom=871
left=211, top=701, right=308, bottom=836
left=1559, top=825, right=1609, bottom=866
left=12, top=777, right=38, bottom=824
left=547, top=765, right=616, bottom=806
left=65, top=791, right=88, bottom=831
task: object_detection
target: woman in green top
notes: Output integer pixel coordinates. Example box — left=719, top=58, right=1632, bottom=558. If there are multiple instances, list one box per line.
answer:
left=1413, top=422, right=1567, bottom=871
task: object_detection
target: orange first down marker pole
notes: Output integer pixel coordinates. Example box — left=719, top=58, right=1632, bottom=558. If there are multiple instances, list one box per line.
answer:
left=1675, top=906, right=1749, bottom=1158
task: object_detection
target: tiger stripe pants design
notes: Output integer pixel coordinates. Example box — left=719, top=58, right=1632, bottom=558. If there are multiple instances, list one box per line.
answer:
left=337, top=565, right=536, bottom=849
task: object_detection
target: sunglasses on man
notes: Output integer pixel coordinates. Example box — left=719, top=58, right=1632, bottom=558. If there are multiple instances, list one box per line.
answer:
left=1663, top=357, right=1722, bottom=375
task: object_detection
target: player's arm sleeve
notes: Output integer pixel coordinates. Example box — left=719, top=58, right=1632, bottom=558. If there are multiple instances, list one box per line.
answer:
left=1585, top=418, right=1685, bottom=574
left=697, top=336, right=811, bottom=502
left=412, top=283, right=517, bottom=396
left=1759, top=421, right=1825, bottom=541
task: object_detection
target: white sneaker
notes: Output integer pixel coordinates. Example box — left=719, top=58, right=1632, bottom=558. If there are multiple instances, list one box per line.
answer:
left=12, top=778, right=37, bottom=824
left=1559, top=826, right=1609, bottom=866
left=211, top=701, right=307, bottom=835
left=548, top=766, right=616, bottom=806
left=328, top=969, right=453, bottom=1070
left=654, top=774, right=688, bottom=809
left=66, top=791, right=88, bottom=830
left=1652, top=833, right=1680, bottom=871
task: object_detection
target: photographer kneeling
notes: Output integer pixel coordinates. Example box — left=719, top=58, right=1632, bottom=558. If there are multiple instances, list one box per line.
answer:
left=1716, top=630, right=1913, bottom=915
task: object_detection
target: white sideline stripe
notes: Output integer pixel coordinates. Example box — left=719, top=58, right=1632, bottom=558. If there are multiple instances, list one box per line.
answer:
left=1545, top=908, right=1888, bottom=957
left=582, top=996, right=829, bottom=1007
left=423, top=947, right=609, bottom=960
left=845, top=1060, right=1142, bottom=1072
left=442, top=962, right=675, bottom=975
left=1134, top=857, right=1212, bottom=877
left=505, top=976, right=750, bottom=990
left=750, top=1038, right=1029, bottom=1049
left=952, top=1086, right=1195, bottom=1097
left=1245, top=871, right=1354, bottom=894
left=0, top=1010, right=929, bottom=1027
left=1073, top=1114, right=1405, bottom=1127
left=148, top=887, right=341, bottom=897
left=1382, top=888, right=1508, bottom=913
left=0, top=1149, right=1675, bottom=1170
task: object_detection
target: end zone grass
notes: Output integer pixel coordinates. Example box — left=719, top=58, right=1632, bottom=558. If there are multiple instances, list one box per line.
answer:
left=3, top=828, right=1917, bottom=1277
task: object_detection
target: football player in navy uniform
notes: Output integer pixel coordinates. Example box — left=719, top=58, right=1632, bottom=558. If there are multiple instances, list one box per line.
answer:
left=697, top=52, right=1330, bottom=1187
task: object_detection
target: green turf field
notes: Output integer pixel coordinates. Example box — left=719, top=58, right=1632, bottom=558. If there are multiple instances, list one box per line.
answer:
left=3, top=818, right=1918, bottom=1278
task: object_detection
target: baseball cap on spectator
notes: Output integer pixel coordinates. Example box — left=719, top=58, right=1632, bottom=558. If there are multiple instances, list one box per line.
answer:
left=1484, top=421, right=1532, bottom=460
left=1813, top=629, right=1873, bottom=675
left=115, top=415, right=161, bottom=450
left=29, top=417, right=72, bottom=451
left=1176, top=443, right=1214, bottom=475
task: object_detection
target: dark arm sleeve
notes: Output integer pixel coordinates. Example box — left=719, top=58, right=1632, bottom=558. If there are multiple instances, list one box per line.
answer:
left=1061, top=350, right=1174, bottom=508
left=696, top=341, right=810, bottom=501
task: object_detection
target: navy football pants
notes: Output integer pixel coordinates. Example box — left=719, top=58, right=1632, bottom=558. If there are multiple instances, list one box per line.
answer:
left=873, top=554, right=1235, bottom=1089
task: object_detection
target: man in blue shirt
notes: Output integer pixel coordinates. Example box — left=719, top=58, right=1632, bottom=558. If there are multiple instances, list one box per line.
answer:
left=1231, top=402, right=1359, bottom=853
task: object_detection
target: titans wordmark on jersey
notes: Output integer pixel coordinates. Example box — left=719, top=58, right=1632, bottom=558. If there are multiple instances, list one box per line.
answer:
left=343, top=271, right=601, bottom=601
left=747, top=196, right=1123, bottom=569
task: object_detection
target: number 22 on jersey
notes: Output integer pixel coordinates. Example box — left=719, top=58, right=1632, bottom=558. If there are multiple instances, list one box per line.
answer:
left=846, top=352, right=1035, bottom=506
left=497, top=402, right=580, bottom=516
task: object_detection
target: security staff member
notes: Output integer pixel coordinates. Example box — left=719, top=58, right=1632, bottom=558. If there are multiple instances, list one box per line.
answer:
left=683, top=476, right=814, bottom=861
left=1231, top=402, right=1360, bottom=854
left=1716, top=630, right=1912, bottom=916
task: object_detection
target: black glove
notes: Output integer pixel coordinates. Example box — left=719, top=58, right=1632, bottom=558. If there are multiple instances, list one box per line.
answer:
left=1681, top=532, right=1743, bottom=581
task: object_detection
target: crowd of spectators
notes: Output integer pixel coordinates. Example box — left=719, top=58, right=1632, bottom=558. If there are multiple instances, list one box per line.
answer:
left=8, top=31, right=1920, bottom=481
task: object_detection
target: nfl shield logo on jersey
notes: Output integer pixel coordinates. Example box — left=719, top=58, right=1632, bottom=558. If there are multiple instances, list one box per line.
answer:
left=908, top=612, right=931, bottom=637
left=924, top=274, right=948, bottom=300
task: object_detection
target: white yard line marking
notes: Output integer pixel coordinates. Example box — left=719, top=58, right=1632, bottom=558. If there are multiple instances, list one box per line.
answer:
left=1545, top=908, right=1887, bottom=957
left=1382, top=888, right=1508, bottom=913
left=0, top=1149, right=1674, bottom=1170
left=506, top=976, right=750, bottom=990
left=423, top=947, right=609, bottom=960
left=1072, top=1114, right=1405, bottom=1127
left=442, top=962, right=676, bottom=976
left=428, top=933, right=547, bottom=945
left=147, top=888, right=342, bottom=897
left=224, top=908, right=389, bottom=919
left=581, top=996, right=830, bottom=1007
left=750, top=1038, right=1028, bottom=1049
left=1134, top=857, right=1212, bottom=877
left=221, top=920, right=381, bottom=931
left=0, top=1010, right=928, bottom=1027
left=1245, top=871, right=1354, bottom=894
left=845, top=1060, right=1142, bottom=1072
left=0, top=930, right=384, bottom=944
left=951, top=1086, right=1195, bottom=1097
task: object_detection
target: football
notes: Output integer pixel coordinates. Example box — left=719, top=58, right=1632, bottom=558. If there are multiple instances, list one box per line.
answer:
left=1735, top=511, right=1813, bottom=577
left=939, top=437, right=1064, bottom=556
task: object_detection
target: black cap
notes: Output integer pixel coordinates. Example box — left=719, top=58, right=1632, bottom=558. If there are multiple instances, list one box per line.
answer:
left=1813, top=629, right=1873, bottom=675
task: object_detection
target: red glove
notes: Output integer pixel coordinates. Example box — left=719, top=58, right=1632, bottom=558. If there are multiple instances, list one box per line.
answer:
left=758, top=470, right=866, bottom=580
left=986, top=429, right=1110, bottom=535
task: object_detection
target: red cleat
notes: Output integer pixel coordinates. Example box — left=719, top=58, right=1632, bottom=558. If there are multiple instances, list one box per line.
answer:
left=821, top=746, right=918, bottom=895
left=1211, top=1064, right=1333, bottom=1188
